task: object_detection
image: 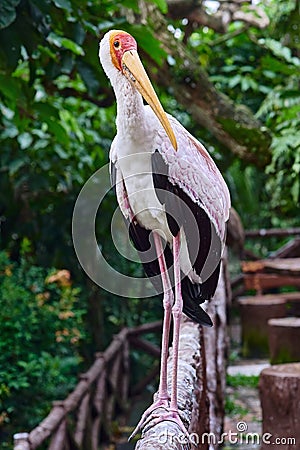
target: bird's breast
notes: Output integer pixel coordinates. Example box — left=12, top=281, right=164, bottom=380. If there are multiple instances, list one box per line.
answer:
left=116, top=149, right=172, bottom=242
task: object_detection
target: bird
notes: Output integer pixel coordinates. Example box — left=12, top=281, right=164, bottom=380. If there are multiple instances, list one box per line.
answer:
left=99, top=30, right=230, bottom=438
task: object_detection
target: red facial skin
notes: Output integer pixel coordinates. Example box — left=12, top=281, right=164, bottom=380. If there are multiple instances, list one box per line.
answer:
left=110, top=32, right=137, bottom=71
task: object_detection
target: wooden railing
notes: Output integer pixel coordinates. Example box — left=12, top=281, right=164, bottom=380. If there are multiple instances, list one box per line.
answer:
left=13, top=321, right=162, bottom=450
left=231, top=234, right=300, bottom=299
left=14, top=254, right=231, bottom=450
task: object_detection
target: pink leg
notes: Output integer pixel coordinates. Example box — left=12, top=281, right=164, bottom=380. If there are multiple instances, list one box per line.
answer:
left=154, top=232, right=173, bottom=402
left=129, top=232, right=173, bottom=440
left=147, top=233, right=188, bottom=434
left=170, top=232, right=183, bottom=413
left=129, top=232, right=188, bottom=440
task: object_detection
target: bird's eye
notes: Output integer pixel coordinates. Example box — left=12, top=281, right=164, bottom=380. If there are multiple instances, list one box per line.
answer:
left=114, top=40, right=120, bottom=49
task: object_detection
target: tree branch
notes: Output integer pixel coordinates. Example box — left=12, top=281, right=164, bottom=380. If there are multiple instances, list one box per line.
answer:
left=137, top=2, right=272, bottom=167
left=167, top=0, right=270, bottom=32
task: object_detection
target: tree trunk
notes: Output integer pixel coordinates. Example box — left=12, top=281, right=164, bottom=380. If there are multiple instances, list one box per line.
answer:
left=238, top=295, right=287, bottom=357
left=135, top=1, right=272, bottom=167
left=259, top=363, right=300, bottom=449
left=268, top=317, right=300, bottom=364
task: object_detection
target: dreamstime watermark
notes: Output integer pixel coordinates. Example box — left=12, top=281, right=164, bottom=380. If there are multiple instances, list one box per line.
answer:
left=155, top=421, right=297, bottom=446
left=72, top=153, right=223, bottom=298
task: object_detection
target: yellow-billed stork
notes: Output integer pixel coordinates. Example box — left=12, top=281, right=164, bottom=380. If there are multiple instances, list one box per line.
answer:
left=99, top=30, right=230, bottom=438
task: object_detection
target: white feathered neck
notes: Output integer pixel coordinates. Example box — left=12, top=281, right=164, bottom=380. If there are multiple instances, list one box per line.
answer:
left=99, top=31, right=146, bottom=139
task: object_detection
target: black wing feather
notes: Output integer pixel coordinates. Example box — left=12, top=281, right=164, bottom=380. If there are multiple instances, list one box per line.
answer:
left=152, top=150, right=223, bottom=322
left=111, top=156, right=222, bottom=327
left=128, top=220, right=213, bottom=327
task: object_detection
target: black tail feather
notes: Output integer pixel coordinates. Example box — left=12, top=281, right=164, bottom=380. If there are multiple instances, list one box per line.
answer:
left=128, top=221, right=217, bottom=327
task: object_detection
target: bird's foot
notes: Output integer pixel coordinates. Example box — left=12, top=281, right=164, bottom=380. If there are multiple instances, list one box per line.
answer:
left=128, top=403, right=189, bottom=442
left=128, top=397, right=169, bottom=441
left=144, top=409, right=189, bottom=437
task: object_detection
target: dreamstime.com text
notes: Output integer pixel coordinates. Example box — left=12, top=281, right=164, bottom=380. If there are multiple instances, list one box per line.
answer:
left=155, top=421, right=296, bottom=446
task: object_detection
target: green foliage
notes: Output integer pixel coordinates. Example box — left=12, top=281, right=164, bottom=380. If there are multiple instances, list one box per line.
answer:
left=187, top=2, right=300, bottom=224
left=257, top=72, right=300, bottom=215
left=0, top=0, right=21, bottom=29
left=225, top=375, right=259, bottom=419
left=225, top=396, right=249, bottom=417
left=227, top=374, right=259, bottom=389
left=0, top=0, right=168, bottom=268
left=0, top=250, right=86, bottom=433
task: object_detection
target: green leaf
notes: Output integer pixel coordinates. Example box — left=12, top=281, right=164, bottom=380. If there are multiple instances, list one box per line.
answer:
left=261, top=56, right=295, bottom=75
left=0, top=0, right=21, bottom=29
left=47, top=32, right=85, bottom=56
left=228, top=74, right=241, bottom=88
left=117, top=0, right=139, bottom=13
left=126, top=25, right=167, bottom=65
left=52, top=0, right=72, bottom=12
left=34, top=102, right=60, bottom=120
left=149, top=0, right=168, bottom=13
left=77, top=61, right=100, bottom=96
left=0, top=74, right=22, bottom=100
left=260, top=38, right=300, bottom=66
left=1, top=122, right=18, bottom=139
left=0, top=102, right=14, bottom=119
left=17, top=132, right=33, bottom=150
left=241, top=76, right=250, bottom=92
left=97, top=19, right=127, bottom=32
left=291, top=177, right=299, bottom=203
left=54, top=145, right=69, bottom=159
left=8, top=158, right=26, bottom=175
left=47, top=120, right=69, bottom=144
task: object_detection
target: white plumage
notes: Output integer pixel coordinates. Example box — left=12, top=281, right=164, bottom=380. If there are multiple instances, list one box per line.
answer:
left=99, top=29, right=231, bottom=438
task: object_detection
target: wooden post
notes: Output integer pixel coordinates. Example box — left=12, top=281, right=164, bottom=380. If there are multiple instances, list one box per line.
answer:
left=91, top=370, right=106, bottom=450
left=259, top=363, right=300, bottom=449
left=28, top=403, right=66, bottom=448
left=13, top=433, right=30, bottom=450
left=48, top=419, right=68, bottom=450
left=121, top=338, right=130, bottom=405
left=106, top=349, right=123, bottom=429
left=268, top=317, right=300, bottom=364
left=238, top=296, right=287, bottom=357
left=74, top=390, right=91, bottom=447
left=282, top=291, right=300, bottom=317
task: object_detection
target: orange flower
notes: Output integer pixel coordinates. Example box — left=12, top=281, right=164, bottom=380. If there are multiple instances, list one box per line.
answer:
left=36, top=292, right=51, bottom=306
left=4, top=266, right=12, bottom=276
left=58, top=311, right=75, bottom=320
left=46, top=270, right=71, bottom=287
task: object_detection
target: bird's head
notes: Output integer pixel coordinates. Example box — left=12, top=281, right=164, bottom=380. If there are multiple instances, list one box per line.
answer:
left=99, top=30, right=177, bottom=151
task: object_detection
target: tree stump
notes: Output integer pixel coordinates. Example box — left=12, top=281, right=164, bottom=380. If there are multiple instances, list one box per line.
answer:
left=259, top=363, right=300, bottom=449
left=268, top=317, right=300, bottom=364
left=282, top=291, right=300, bottom=317
left=238, top=296, right=286, bottom=357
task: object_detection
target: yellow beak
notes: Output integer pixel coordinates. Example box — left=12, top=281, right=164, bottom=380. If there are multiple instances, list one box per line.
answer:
left=122, top=50, right=178, bottom=151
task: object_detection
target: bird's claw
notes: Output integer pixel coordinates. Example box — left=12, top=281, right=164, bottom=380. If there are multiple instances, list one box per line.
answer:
left=128, top=398, right=169, bottom=441
left=128, top=404, right=189, bottom=442
left=145, top=410, right=189, bottom=438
